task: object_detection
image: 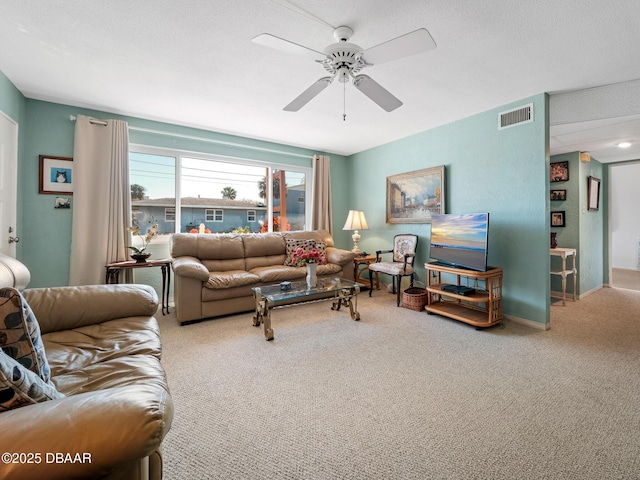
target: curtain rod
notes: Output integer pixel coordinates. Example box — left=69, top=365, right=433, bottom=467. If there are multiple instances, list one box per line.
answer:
left=69, top=115, right=313, bottom=160
left=69, top=114, right=107, bottom=126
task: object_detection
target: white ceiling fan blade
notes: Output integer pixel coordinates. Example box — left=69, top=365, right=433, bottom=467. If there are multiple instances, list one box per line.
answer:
left=362, top=28, right=436, bottom=65
left=284, top=77, right=333, bottom=112
left=252, top=33, right=325, bottom=61
left=353, top=75, right=402, bottom=112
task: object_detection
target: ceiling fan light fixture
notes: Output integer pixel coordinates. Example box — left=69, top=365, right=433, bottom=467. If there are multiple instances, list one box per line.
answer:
left=337, top=66, right=350, bottom=83
left=617, top=141, right=631, bottom=148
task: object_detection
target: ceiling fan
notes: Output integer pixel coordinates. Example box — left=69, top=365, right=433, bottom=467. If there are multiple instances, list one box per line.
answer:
left=252, top=26, right=436, bottom=115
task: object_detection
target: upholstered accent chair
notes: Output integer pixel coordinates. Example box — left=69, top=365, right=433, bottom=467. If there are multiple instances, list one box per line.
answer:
left=368, top=234, right=418, bottom=306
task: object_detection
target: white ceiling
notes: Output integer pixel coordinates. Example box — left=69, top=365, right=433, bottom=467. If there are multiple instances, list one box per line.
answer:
left=1, top=1, right=640, bottom=160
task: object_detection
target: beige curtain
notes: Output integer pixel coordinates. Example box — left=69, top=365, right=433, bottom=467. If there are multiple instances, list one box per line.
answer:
left=312, top=154, right=332, bottom=233
left=69, top=115, right=131, bottom=285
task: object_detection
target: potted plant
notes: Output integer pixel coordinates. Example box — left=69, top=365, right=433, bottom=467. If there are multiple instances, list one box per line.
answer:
left=127, top=224, right=159, bottom=262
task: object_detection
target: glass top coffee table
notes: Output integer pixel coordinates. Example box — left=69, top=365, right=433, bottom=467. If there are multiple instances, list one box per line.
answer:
left=251, top=277, right=362, bottom=340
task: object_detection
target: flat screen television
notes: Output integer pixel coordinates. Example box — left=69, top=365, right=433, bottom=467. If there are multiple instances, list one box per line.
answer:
left=429, top=213, right=490, bottom=272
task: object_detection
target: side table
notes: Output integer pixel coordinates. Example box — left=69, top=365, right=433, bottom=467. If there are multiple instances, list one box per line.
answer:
left=353, top=254, right=380, bottom=290
left=105, top=258, right=172, bottom=315
left=550, top=247, right=577, bottom=305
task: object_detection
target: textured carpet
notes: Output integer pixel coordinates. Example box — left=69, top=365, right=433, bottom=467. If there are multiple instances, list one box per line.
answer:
left=157, top=287, right=640, bottom=479
left=612, top=268, right=640, bottom=291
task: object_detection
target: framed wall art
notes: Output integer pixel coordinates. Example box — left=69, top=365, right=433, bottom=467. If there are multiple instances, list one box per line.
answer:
left=587, top=176, right=601, bottom=211
left=39, top=155, right=73, bottom=194
left=550, top=161, right=569, bottom=182
left=550, top=189, right=567, bottom=201
left=551, top=211, right=565, bottom=227
left=386, top=166, right=445, bottom=224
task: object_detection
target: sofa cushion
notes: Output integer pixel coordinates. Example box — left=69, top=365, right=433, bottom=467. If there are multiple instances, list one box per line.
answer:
left=0, top=350, right=64, bottom=411
left=316, top=263, right=343, bottom=276
left=42, top=316, right=163, bottom=377
left=243, top=234, right=288, bottom=271
left=0, top=287, right=53, bottom=383
left=284, top=238, right=328, bottom=266
left=205, top=271, right=260, bottom=290
left=250, top=265, right=306, bottom=283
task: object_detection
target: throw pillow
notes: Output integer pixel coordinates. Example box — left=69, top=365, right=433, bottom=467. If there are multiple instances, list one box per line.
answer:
left=284, top=238, right=328, bottom=266
left=0, top=350, right=64, bottom=411
left=0, top=287, right=53, bottom=384
left=284, top=238, right=316, bottom=266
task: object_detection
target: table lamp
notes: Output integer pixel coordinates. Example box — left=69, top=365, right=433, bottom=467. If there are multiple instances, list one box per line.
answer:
left=342, top=210, right=369, bottom=254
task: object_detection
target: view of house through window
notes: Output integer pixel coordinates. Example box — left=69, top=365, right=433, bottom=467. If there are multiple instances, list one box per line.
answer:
left=129, top=147, right=311, bottom=299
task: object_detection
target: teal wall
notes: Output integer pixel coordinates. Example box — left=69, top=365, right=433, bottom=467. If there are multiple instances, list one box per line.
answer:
left=350, top=94, right=550, bottom=325
left=578, top=157, right=604, bottom=294
left=0, top=70, right=26, bottom=124
left=549, top=152, right=604, bottom=296
left=19, top=99, right=349, bottom=288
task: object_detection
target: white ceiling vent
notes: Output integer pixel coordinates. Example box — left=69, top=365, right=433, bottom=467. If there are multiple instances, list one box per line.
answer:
left=498, top=103, right=533, bottom=130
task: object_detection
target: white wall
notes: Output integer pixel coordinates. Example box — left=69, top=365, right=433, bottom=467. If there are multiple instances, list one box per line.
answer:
left=610, top=161, right=640, bottom=269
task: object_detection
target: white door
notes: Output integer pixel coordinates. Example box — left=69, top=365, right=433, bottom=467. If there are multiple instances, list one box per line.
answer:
left=0, top=110, right=18, bottom=257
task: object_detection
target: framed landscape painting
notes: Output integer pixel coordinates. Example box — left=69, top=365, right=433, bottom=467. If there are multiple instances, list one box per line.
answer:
left=386, top=166, right=445, bottom=224
left=39, top=155, right=73, bottom=194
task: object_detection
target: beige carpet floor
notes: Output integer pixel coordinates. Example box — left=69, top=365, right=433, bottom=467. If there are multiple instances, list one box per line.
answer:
left=157, top=287, right=640, bottom=479
left=611, top=268, right=640, bottom=291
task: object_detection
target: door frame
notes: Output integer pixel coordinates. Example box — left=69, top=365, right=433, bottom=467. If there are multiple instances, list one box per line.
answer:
left=0, top=108, right=18, bottom=257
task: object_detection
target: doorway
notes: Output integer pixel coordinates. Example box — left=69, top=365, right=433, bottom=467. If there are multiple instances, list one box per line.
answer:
left=609, top=161, right=640, bottom=291
left=0, top=109, right=18, bottom=257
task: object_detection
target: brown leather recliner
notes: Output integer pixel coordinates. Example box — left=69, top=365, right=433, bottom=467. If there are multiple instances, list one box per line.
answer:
left=0, top=254, right=173, bottom=480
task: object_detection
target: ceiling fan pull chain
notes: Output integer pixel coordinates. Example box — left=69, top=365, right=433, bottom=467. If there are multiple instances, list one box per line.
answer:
left=343, top=82, right=347, bottom=121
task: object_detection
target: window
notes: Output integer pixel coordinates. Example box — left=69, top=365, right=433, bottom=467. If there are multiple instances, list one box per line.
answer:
left=206, top=209, right=223, bottom=222
left=129, top=146, right=311, bottom=235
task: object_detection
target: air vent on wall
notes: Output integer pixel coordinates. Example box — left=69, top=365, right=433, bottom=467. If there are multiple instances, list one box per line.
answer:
left=498, top=103, right=533, bottom=130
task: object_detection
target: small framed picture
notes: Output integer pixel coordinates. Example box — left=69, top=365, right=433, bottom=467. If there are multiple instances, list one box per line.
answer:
left=551, top=211, right=565, bottom=227
left=39, top=155, right=73, bottom=194
left=550, top=189, right=567, bottom=201
left=587, top=176, right=601, bottom=211
left=550, top=161, right=569, bottom=183
left=54, top=197, right=71, bottom=209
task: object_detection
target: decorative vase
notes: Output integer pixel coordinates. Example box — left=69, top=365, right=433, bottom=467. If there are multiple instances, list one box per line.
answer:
left=131, top=253, right=151, bottom=263
left=550, top=232, right=558, bottom=249
left=306, top=262, right=318, bottom=288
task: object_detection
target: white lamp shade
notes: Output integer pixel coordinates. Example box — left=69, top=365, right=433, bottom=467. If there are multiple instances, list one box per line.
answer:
left=342, top=210, right=369, bottom=231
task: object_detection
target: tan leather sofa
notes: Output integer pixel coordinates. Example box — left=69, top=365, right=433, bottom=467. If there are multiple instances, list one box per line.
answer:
left=170, top=229, right=355, bottom=324
left=0, top=254, right=173, bottom=480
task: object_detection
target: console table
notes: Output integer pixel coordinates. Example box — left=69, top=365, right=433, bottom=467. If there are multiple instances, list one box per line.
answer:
left=550, top=247, right=577, bottom=305
left=105, top=258, right=172, bottom=314
left=425, top=262, right=503, bottom=328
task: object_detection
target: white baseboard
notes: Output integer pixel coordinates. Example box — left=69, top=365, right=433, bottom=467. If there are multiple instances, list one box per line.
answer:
left=550, top=284, right=603, bottom=301
left=504, top=314, right=549, bottom=331
left=578, top=284, right=603, bottom=298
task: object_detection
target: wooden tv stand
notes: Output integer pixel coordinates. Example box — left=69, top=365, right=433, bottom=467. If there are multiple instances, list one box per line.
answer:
left=424, top=262, right=503, bottom=328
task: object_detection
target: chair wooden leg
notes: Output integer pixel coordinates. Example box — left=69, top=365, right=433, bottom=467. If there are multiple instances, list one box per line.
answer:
left=396, top=275, right=401, bottom=306
left=369, top=269, right=374, bottom=297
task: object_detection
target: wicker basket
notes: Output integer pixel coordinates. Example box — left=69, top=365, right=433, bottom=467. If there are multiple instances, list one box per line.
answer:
left=402, top=284, right=428, bottom=311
